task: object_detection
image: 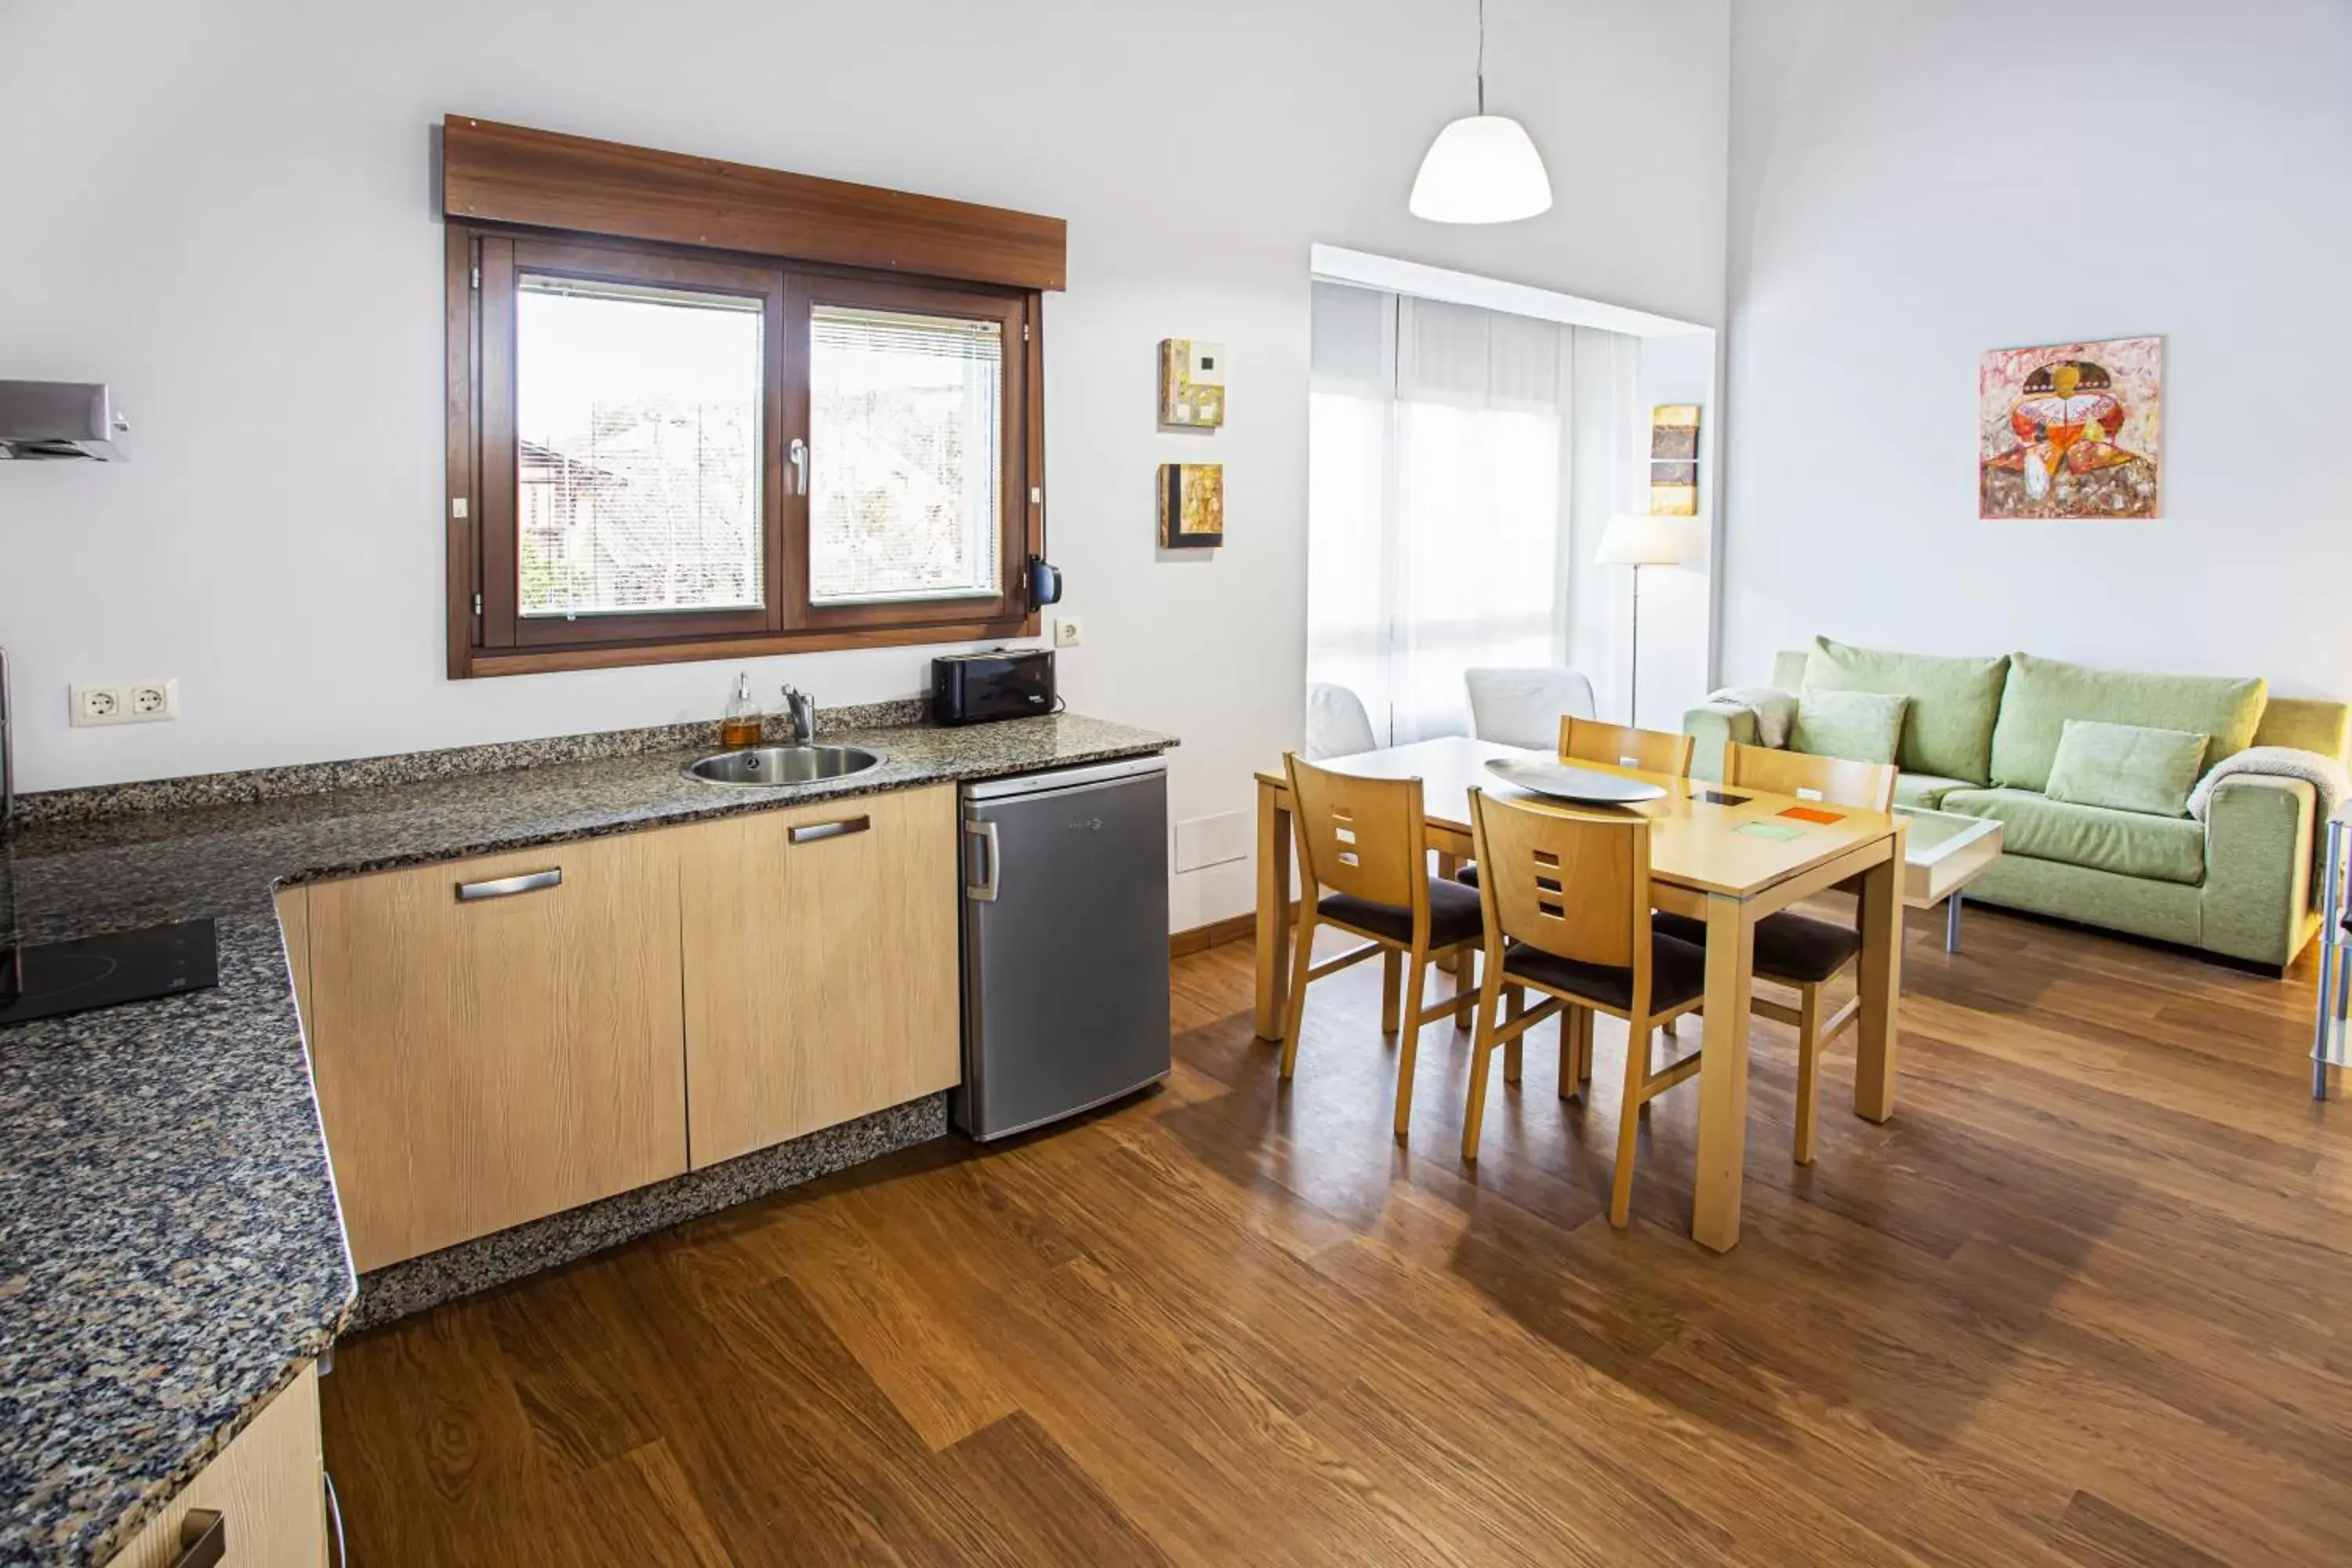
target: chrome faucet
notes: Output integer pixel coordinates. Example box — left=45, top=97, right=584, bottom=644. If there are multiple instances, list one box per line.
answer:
left=781, top=684, right=816, bottom=746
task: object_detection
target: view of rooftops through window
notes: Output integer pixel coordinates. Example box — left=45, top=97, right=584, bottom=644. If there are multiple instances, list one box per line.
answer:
left=514, top=275, right=765, bottom=619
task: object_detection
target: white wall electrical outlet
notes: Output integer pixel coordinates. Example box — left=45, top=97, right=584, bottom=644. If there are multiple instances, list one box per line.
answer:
left=128, top=678, right=180, bottom=721
left=71, top=678, right=179, bottom=727
left=1053, top=616, right=1084, bottom=648
left=71, top=684, right=125, bottom=727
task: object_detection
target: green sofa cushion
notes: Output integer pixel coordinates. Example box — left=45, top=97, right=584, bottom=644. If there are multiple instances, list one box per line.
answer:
left=1987, top=652, right=2266, bottom=793
left=2043, top=720, right=2210, bottom=818
left=1941, top=787, right=2206, bottom=885
left=1967, top=854, right=2205, bottom=949
left=1893, top=771, right=1970, bottom=809
left=1802, top=636, right=2008, bottom=784
left=1790, top=689, right=1908, bottom=765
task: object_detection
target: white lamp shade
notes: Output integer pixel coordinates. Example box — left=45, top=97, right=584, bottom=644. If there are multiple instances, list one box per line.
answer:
left=1595, top=514, right=1682, bottom=568
left=1408, top=114, right=1554, bottom=223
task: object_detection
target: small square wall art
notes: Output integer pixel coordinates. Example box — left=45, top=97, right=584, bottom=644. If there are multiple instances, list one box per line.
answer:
left=1649, top=405, right=1700, bottom=515
left=1157, top=463, right=1224, bottom=548
left=1159, top=339, right=1227, bottom=428
left=1980, top=336, right=2162, bottom=519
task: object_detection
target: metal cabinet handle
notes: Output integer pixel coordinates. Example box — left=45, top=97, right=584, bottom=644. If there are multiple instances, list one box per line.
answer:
left=172, top=1510, right=227, bottom=1568
left=788, top=815, right=869, bottom=845
left=964, top=819, right=999, bottom=902
left=455, top=867, right=562, bottom=902
left=324, top=1470, right=347, bottom=1568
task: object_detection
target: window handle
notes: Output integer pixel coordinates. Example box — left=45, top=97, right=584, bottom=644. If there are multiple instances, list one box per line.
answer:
left=789, top=437, right=808, bottom=496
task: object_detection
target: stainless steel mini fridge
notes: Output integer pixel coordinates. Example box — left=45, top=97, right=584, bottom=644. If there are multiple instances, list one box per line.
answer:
left=956, top=755, right=1171, bottom=1140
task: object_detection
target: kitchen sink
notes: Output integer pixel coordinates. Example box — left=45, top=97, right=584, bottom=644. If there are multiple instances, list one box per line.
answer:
left=684, top=746, right=883, bottom=786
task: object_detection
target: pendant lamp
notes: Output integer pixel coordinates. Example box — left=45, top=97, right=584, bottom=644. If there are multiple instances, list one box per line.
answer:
left=1409, top=0, right=1553, bottom=223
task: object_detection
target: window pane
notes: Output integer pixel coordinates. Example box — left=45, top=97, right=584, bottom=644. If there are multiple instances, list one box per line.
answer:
left=809, top=305, right=1003, bottom=604
left=514, top=275, right=764, bottom=619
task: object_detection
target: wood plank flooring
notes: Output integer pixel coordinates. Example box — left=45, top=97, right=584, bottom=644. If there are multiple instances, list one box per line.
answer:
left=320, top=902, right=2352, bottom=1565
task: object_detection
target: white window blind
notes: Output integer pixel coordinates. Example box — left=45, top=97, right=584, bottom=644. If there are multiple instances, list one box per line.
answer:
left=514, top=275, right=765, bottom=619
left=808, top=305, right=1004, bottom=604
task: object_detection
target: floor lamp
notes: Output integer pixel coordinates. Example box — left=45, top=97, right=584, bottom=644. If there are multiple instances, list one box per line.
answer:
left=1595, top=514, right=1682, bottom=728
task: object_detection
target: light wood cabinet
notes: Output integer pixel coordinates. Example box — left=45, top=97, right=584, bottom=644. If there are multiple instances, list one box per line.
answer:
left=103, top=1363, right=326, bottom=1568
left=302, top=832, right=688, bottom=1271
left=677, top=784, right=960, bottom=1167
left=274, top=887, right=312, bottom=1035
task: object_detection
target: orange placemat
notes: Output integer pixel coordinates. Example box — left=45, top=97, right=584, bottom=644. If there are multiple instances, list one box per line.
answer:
left=1777, top=805, right=1846, bottom=826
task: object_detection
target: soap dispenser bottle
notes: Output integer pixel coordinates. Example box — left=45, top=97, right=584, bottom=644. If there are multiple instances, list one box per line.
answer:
left=721, top=673, right=763, bottom=750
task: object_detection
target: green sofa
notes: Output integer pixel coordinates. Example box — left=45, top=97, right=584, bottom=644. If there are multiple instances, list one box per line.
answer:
left=1684, top=640, right=2350, bottom=971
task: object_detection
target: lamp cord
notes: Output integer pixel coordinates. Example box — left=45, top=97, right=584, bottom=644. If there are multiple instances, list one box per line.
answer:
left=1476, top=0, right=1486, bottom=114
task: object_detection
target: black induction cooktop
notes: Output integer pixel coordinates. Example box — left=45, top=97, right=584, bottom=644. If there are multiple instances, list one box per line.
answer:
left=0, top=919, right=220, bottom=1027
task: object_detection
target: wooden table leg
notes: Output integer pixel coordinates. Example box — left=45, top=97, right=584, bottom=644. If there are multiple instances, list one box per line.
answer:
left=1853, top=823, right=1907, bottom=1122
left=1254, top=777, right=1294, bottom=1041
left=1691, top=892, right=1755, bottom=1253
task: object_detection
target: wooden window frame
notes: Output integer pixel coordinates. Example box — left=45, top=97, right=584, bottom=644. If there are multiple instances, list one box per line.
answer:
left=482, top=237, right=786, bottom=652
left=442, top=117, right=1061, bottom=680
left=788, top=271, right=1032, bottom=635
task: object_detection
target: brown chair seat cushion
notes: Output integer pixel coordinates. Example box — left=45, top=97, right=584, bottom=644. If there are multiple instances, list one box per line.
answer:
left=1320, top=877, right=1484, bottom=949
left=1501, top=931, right=1707, bottom=1014
left=1652, top=909, right=1861, bottom=985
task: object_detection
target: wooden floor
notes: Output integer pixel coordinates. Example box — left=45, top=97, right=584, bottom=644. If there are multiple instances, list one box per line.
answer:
left=321, top=902, right=2352, bottom=1566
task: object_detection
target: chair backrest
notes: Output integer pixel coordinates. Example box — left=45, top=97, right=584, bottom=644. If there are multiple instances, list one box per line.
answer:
left=1465, top=666, right=1599, bottom=749
left=1467, top=789, right=1650, bottom=975
left=1283, top=753, right=1425, bottom=913
left=1304, top=683, right=1378, bottom=760
left=1560, top=717, right=1696, bottom=777
left=1723, top=742, right=1896, bottom=812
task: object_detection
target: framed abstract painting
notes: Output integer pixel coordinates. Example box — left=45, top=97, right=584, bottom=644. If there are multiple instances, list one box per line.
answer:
left=1980, top=336, right=2162, bottom=519
left=1648, top=405, right=1701, bottom=516
left=1159, top=339, right=1227, bottom=428
left=1156, top=462, right=1223, bottom=548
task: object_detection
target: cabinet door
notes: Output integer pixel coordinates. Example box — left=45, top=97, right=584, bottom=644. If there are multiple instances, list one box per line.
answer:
left=679, top=784, right=959, bottom=1167
left=103, top=1363, right=325, bottom=1568
left=306, top=833, right=686, bottom=1271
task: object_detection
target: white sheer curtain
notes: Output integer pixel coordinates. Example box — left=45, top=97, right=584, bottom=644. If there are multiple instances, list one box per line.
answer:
left=1564, top=325, right=1642, bottom=714
left=1307, top=283, right=1588, bottom=745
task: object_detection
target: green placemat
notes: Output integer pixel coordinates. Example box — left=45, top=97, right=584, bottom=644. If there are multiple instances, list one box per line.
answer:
left=1735, top=822, right=1806, bottom=841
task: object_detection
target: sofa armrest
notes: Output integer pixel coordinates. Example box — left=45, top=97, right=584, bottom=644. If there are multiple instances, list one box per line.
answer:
left=2201, top=773, right=2319, bottom=967
left=1684, top=701, right=1760, bottom=784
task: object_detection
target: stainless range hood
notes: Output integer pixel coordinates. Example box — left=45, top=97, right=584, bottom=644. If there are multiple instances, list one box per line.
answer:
left=0, top=381, right=129, bottom=461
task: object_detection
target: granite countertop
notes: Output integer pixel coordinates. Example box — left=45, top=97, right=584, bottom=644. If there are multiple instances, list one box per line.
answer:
left=0, top=712, right=1174, bottom=1566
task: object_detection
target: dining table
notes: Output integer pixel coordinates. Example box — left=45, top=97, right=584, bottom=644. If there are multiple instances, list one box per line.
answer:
left=1253, top=735, right=1909, bottom=1252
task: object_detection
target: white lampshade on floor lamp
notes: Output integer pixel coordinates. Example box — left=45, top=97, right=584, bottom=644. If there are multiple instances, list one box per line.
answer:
left=1595, top=514, right=1682, bottom=727
left=1410, top=0, right=1553, bottom=224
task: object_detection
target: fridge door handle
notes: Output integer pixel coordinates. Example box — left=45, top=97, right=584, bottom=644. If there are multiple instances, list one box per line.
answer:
left=964, top=818, right=1000, bottom=902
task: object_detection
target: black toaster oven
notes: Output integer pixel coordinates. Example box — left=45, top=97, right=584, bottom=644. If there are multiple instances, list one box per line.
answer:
left=931, top=648, right=1056, bottom=725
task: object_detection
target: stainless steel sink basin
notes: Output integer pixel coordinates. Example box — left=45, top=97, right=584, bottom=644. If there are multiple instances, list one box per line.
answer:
left=684, top=746, right=883, bottom=786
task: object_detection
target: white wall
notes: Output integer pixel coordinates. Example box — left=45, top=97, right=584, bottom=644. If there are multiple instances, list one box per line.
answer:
left=1721, top=0, right=2352, bottom=697
left=0, top=0, right=1728, bottom=930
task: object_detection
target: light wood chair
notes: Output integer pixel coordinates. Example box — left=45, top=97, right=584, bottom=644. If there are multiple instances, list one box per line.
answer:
left=1462, top=719, right=1696, bottom=1033
left=1559, top=717, right=1696, bottom=778
left=1281, top=753, right=1484, bottom=1140
left=1459, top=789, right=1711, bottom=1225
left=1653, top=741, right=1897, bottom=1165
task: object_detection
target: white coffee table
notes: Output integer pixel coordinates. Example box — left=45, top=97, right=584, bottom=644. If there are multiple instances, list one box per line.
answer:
left=1893, top=805, right=2005, bottom=953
